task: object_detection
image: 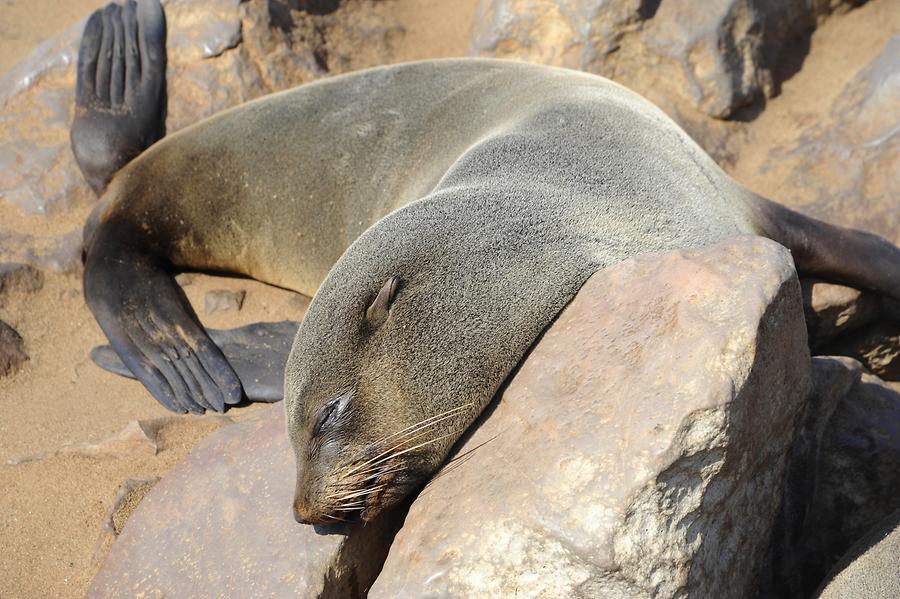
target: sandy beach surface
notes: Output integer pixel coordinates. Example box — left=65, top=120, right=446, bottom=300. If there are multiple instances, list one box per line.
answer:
left=0, top=0, right=896, bottom=596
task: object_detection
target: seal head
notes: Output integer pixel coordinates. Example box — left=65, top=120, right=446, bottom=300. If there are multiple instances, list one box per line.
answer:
left=285, top=190, right=591, bottom=525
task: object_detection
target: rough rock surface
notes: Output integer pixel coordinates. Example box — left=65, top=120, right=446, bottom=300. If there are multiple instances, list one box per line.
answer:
left=0, top=319, right=28, bottom=377
left=371, top=237, right=810, bottom=598
left=756, top=34, right=899, bottom=245
left=768, top=356, right=900, bottom=598
left=469, top=0, right=861, bottom=120
left=204, top=288, right=246, bottom=313
left=800, top=278, right=883, bottom=349
left=0, top=0, right=402, bottom=271
left=88, top=406, right=408, bottom=598
left=824, top=323, right=900, bottom=381
left=815, top=510, right=900, bottom=599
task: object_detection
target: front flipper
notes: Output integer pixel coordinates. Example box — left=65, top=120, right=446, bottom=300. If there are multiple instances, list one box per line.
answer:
left=71, top=0, right=167, bottom=195
left=91, top=321, right=300, bottom=402
left=84, top=230, right=243, bottom=413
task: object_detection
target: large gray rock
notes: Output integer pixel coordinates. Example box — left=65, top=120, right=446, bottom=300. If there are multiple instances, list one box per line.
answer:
left=88, top=405, right=407, bottom=598
left=371, top=236, right=811, bottom=598
left=468, top=0, right=861, bottom=120
left=767, top=357, right=900, bottom=598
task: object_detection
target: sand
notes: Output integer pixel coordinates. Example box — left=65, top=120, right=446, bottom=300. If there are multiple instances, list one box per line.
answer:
left=0, top=0, right=894, bottom=596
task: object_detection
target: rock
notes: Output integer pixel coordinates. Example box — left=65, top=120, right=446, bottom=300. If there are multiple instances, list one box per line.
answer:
left=91, top=477, right=161, bottom=569
left=767, top=357, right=900, bottom=598
left=174, top=272, right=195, bottom=287
left=800, top=278, right=882, bottom=348
left=8, top=416, right=184, bottom=465
left=0, top=262, right=44, bottom=306
left=88, top=406, right=408, bottom=598
left=0, top=319, right=27, bottom=377
left=757, top=35, right=900, bottom=245
left=288, top=292, right=312, bottom=316
left=468, top=0, right=859, bottom=120
left=6, top=415, right=234, bottom=465
left=371, top=237, right=810, bottom=598
left=822, top=319, right=900, bottom=381
left=815, top=510, right=900, bottom=599
left=468, top=0, right=649, bottom=73
left=204, top=289, right=246, bottom=314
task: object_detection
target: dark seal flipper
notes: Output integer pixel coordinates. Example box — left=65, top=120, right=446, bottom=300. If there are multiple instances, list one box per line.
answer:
left=90, top=321, right=300, bottom=402
left=71, top=0, right=167, bottom=196
left=84, top=226, right=244, bottom=413
left=750, top=194, right=900, bottom=303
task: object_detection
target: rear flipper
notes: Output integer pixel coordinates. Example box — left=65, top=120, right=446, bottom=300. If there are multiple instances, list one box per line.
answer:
left=751, top=194, right=900, bottom=304
left=84, top=225, right=243, bottom=413
left=91, top=321, right=301, bottom=402
left=71, top=0, right=167, bottom=196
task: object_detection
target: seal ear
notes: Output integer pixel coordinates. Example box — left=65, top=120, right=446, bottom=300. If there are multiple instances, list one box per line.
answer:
left=366, top=276, right=401, bottom=328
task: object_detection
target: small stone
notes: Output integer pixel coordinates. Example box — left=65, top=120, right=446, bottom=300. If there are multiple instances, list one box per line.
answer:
left=0, top=262, right=44, bottom=306
left=204, top=289, right=246, bottom=314
left=0, top=320, right=27, bottom=377
left=174, top=272, right=195, bottom=287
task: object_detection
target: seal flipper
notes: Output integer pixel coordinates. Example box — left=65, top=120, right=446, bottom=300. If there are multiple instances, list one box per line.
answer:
left=750, top=194, right=900, bottom=302
left=83, top=228, right=244, bottom=413
left=91, top=321, right=301, bottom=402
left=71, top=0, right=167, bottom=196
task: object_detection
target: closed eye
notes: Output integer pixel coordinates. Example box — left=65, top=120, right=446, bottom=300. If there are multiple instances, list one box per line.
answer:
left=312, top=392, right=352, bottom=437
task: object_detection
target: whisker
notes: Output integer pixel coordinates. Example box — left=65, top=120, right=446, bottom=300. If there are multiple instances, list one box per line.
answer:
left=327, top=485, right=386, bottom=501
left=324, top=514, right=348, bottom=522
left=358, top=430, right=460, bottom=474
left=343, top=402, right=474, bottom=476
left=340, top=403, right=475, bottom=477
left=341, top=427, right=438, bottom=478
left=371, top=402, right=474, bottom=448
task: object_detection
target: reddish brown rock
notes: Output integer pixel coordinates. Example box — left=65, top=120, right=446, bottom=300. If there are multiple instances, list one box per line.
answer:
left=88, top=406, right=407, bottom=598
left=372, top=236, right=810, bottom=598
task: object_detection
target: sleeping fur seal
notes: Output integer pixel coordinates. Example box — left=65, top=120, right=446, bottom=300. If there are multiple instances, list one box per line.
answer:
left=73, top=1, right=900, bottom=524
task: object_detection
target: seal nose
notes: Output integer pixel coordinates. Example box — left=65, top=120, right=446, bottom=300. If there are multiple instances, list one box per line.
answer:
left=292, top=496, right=319, bottom=525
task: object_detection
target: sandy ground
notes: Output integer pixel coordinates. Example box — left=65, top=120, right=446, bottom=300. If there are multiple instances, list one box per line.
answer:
left=0, top=0, right=895, bottom=597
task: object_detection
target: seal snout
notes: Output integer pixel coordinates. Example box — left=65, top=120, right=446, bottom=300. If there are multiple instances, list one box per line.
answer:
left=292, top=500, right=317, bottom=525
